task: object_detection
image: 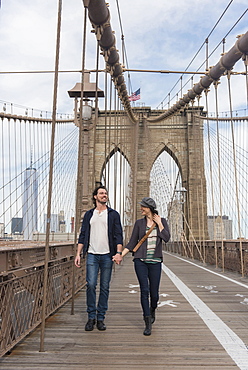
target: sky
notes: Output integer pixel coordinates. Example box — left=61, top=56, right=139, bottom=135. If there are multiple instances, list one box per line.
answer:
left=0, top=0, right=247, bottom=237
left=0, top=0, right=247, bottom=118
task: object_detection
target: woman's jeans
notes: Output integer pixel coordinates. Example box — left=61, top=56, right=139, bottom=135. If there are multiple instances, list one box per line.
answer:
left=86, top=253, right=113, bottom=321
left=134, top=258, right=161, bottom=317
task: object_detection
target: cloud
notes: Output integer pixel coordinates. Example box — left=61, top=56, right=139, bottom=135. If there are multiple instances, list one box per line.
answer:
left=0, top=0, right=247, bottom=114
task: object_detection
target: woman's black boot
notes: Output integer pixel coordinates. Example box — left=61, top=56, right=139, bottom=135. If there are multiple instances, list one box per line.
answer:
left=143, top=316, right=152, bottom=336
left=150, top=307, right=156, bottom=324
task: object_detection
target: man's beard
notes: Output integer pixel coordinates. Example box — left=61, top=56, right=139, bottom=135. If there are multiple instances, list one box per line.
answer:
left=98, top=197, right=107, bottom=205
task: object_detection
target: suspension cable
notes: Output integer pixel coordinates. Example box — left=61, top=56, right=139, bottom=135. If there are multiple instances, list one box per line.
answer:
left=214, top=80, right=225, bottom=273
left=205, top=88, right=218, bottom=268
left=158, top=6, right=248, bottom=110
left=226, top=71, right=244, bottom=277
left=40, top=0, right=62, bottom=353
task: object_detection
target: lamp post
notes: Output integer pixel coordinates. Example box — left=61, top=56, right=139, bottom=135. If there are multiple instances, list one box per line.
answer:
left=174, top=187, right=187, bottom=241
left=81, top=99, right=92, bottom=219
left=68, top=71, right=104, bottom=229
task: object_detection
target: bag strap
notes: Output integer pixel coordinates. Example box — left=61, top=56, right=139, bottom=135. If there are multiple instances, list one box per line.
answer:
left=132, top=222, right=156, bottom=252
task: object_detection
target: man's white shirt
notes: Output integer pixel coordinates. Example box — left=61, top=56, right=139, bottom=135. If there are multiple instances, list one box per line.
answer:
left=88, top=208, right=109, bottom=254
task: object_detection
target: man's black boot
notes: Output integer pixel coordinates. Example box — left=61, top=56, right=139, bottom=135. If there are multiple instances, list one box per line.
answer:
left=97, top=320, right=106, bottom=331
left=143, top=316, right=152, bottom=336
left=85, top=318, right=95, bottom=331
left=150, top=307, right=156, bottom=324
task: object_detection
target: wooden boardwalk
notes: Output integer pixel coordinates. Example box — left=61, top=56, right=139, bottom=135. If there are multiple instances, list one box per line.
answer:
left=1, top=252, right=248, bottom=369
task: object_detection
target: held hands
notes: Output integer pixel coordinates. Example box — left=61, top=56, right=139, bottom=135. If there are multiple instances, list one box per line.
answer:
left=112, top=253, right=122, bottom=265
left=113, top=248, right=129, bottom=264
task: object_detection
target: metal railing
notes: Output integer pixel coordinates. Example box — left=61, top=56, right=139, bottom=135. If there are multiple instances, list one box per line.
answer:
left=164, top=240, right=248, bottom=276
left=0, top=248, right=86, bottom=357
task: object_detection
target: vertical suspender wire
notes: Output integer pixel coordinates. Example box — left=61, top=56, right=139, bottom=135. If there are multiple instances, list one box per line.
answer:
left=196, top=185, right=202, bottom=259
left=14, top=120, right=18, bottom=220
left=91, top=40, right=100, bottom=190
left=113, top=91, right=118, bottom=210
left=40, top=121, right=46, bottom=232
left=201, top=178, right=206, bottom=263
left=129, top=125, right=134, bottom=227
left=132, top=115, right=139, bottom=223
left=39, top=0, right=62, bottom=352
left=107, top=77, right=112, bottom=191
left=244, top=55, right=248, bottom=230
left=123, top=147, right=127, bottom=234
left=71, top=2, right=89, bottom=316
left=23, top=118, right=29, bottom=236
left=122, top=115, right=126, bottom=226
left=122, top=109, right=127, bottom=229
left=104, top=65, right=108, bottom=186
left=8, top=118, right=12, bottom=231
left=197, top=112, right=204, bottom=258
left=222, top=38, right=226, bottom=54
left=122, top=117, right=126, bottom=227
left=24, top=119, right=28, bottom=169
left=1, top=118, right=5, bottom=231
left=124, top=114, right=129, bottom=230
left=205, top=89, right=218, bottom=268
left=214, top=81, right=225, bottom=272
left=205, top=38, right=209, bottom=71
left=112, top=82, right=116, bottom=194
left=36, top=120, right=40, bottom=230
left=244, top=54, right=248, bottom=108
left=193, top=109, right=203, bottom=258
left=226, top=71, right=244, bottom=277
left=19, top=119, right=24, bottom=227
left=185, top=109, right=193, bottom=241
left=31, top=120, right=35, bottom=232
left=191, top=110, right=202, bottom=252
left=117, top=99, right=121, bottom=214
left=117, top=100, right=120, bottom=212
left=119, top=103, right=123, bottom=221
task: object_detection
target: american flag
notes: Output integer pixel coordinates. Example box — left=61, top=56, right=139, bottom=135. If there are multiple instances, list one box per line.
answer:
left=129, top=88, right=140, bottom=101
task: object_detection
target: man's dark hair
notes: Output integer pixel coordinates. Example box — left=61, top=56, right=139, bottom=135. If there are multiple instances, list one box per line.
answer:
left=92, top=185, right=108, bottom=207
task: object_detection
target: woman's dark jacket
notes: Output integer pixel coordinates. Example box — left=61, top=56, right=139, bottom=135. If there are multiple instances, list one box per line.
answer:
left=78, top=206, right=123, bottom=257
left=125, top=217, right=170, bottom=259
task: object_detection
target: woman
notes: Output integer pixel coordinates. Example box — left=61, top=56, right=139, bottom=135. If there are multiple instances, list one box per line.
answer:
left=115, top=197, right=170, bottom=336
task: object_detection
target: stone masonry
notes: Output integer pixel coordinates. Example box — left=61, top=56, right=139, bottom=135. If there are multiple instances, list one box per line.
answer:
left=83, top=106, right=208, bottom=240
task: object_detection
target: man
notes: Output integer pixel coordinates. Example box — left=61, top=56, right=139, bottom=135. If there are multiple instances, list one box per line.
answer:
left=75, top=185, right=123, bottom=331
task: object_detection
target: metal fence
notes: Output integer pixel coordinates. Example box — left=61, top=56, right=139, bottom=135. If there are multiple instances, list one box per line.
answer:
left=0, top=255, right=86, bottom=357
left=164, top=240, right=248, bottom=276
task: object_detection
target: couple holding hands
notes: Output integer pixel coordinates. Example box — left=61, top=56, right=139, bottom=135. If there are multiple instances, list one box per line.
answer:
left=75, top=185, right=170, bottom=336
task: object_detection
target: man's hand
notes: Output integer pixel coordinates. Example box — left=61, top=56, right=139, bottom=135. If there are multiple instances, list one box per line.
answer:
left=112, top=253, right=122, bottom=265
left=75, top=255, right=81, bottom=268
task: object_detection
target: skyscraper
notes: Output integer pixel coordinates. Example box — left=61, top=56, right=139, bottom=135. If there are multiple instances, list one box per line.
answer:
left=11, top=217, right=23, bottom=234
left=22, top=164, right=38, bottom=240
left=207, top=215, right=233, bottom=240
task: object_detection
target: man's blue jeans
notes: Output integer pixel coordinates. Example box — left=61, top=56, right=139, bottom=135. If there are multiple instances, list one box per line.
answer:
left=134, top=258, right=161, bottom=317
left=86, top=253, right=113, bottom=321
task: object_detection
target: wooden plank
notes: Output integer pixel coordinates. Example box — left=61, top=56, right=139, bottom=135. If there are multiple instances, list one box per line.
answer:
left=1, top=253, right=246, bottom=369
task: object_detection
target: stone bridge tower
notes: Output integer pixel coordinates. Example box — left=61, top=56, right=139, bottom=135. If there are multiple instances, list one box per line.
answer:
left=82, top=106, right=208, bottom=241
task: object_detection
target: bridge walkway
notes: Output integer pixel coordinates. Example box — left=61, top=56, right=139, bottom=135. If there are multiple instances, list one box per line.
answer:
left=1, top=252, right=248, bottom=369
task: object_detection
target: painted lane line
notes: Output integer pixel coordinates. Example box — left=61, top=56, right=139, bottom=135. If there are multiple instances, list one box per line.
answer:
left=164, top=252, right=248, bottom=289
left=162, top=263, right=248, bottom=370
left=127, top=284, right=140, bottom=288
left=158, top=300, right=179, bottom=308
